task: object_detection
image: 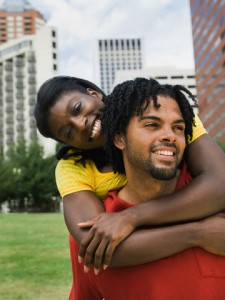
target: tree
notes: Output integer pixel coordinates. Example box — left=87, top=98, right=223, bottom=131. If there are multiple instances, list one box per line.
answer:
left=0, top=140, right=60, bottom=212
left=219, top=142, right=225, bottom=152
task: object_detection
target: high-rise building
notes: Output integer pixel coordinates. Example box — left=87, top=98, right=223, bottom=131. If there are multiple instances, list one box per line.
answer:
left=0, top=0, right=46, bottom=45
left=189, top=0, right=225, bottom=142
left=0, top=26, right=58, bottom=155
left=113, top=66, right=198, bottom=112
left=94, top=38, right=143, bottom=94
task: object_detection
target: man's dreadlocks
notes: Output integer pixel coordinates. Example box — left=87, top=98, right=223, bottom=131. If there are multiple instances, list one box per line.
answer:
left=102, top=77, right=198, bottom=174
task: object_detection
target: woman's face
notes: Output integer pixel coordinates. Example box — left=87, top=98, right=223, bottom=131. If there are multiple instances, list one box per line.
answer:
left=48, top=88, right=106, bottom=149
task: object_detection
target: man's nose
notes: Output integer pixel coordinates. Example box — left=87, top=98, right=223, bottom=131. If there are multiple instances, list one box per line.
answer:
left=70, top=115, right=87, bottom=131
left=159, top=127, right=176, bottom=142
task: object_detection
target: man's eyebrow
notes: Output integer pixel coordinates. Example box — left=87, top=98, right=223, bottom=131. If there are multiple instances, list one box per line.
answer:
left=139, top=115, right=185, bottom=124
left=139, top=116, right=160, bottom=121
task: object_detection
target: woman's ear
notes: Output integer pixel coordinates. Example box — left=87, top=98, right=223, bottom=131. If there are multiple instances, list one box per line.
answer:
left=87, top=88, right=103, bottom=100
left=114, top=133, right=126, bottom=150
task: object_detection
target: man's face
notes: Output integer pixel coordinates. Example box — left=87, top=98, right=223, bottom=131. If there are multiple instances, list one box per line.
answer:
left=118, top=95, right=186, bottom=180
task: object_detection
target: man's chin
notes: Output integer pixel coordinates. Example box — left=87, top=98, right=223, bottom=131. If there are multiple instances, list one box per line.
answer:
left=149, top=166, right=177, bottom=181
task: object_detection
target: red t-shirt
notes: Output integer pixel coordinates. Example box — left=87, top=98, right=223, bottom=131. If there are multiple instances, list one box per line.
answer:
left=69, top=163, right=225, bottom=300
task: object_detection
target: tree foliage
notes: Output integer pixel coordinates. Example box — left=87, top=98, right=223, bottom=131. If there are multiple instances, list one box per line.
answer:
left=0, top=140, right=60, bottom=212
left=219, top=142, right=225, bottom=152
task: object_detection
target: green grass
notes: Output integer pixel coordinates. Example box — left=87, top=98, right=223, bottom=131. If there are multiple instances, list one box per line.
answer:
left=0, top=213, right=72, bottom=300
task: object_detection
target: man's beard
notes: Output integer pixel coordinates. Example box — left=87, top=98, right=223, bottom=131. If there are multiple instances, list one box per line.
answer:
left=146, top=162, right=178, bottom=180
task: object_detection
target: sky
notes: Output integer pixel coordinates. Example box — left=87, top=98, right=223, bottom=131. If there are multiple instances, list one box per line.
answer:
left=28, top=0, right=194, bottom=82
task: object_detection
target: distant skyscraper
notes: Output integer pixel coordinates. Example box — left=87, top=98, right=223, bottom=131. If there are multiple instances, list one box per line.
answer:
left=189, top=0, right=225, bottom=142
left=94, top=38, right=143, bottom=94
left=0, top=26, right=58, bottom=156
left=0, top=0, right=46, bottom=45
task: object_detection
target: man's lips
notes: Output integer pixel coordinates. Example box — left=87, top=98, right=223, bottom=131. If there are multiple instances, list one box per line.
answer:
left=151, top=144, right=177, bottom=161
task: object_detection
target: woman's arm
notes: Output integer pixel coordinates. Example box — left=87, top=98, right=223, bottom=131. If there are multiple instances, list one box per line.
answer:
left=124, top=134, right=225, bottom=226
left=110, top=213, right=225, bottom=266
left=78, top=134, right=225, bottom=269
left=63, top=191, right=105, bottom=244
left=75, top=213, right=225, bottom=275
left=63, top=191, right=225, bottom=273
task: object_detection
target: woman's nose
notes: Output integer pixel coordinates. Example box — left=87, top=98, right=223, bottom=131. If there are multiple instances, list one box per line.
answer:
left=71, top=115, right=87, bottom=131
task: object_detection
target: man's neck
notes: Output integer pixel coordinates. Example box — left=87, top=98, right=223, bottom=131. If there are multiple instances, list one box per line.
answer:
left=118, top=170, right=180, bottom=205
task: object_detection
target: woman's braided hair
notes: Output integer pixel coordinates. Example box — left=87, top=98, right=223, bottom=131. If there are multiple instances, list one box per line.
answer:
left=102, top=77, right=198, bottom=173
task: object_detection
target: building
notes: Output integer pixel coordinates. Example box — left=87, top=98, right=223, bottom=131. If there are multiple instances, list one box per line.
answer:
left=0, top=25, right=58, bottom=155
left=0, top=0, right=46, bottom=45
left=94, top=38, right=144, bottom=94
left=189, top=0, right=225, bottom=142
left=113, top=66, right=198, bottom=111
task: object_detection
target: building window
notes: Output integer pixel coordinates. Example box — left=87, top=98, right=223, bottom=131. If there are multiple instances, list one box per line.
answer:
left=52, top=30, right=56, bottom=37
left=53, top=64, right=57, bottom=70
left=121, top=40, right=124, bottom=50
left=53, top=53, right=57, bottom=59
left=99, top=40, right=102, bottom=51
left=52, top=41, right=56, bottom=48
left=137, top=39, right=141, bottom=50
left=127, top=39, right=130, bottom=50
left=116, top=40, right=119, bottom=50
left=171, top=76, right=184, bottom=79
left=155, top=76, right=168, bottom=79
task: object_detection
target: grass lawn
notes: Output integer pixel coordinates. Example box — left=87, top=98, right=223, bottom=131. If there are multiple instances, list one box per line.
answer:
left=0, top=213, right=72, bottom=300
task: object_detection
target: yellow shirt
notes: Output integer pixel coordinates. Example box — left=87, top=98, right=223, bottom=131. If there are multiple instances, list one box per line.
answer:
left=189, top=114, right=206, bottom=143
left=55, top=114, right=207, bottom=199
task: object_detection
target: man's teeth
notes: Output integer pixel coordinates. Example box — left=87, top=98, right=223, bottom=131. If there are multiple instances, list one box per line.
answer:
left=155, top=150, right=174, bottom=156
left=91, top=120, right=101, bottom=138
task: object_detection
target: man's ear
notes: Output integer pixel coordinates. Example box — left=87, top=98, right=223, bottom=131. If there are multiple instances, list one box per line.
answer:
left=114, top=133, right=126, bottom=150
left=87, top=88, right=103, bottom=100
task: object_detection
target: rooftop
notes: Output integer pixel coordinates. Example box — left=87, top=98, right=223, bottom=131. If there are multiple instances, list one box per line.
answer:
left=0, top=0, right=34, bottom=12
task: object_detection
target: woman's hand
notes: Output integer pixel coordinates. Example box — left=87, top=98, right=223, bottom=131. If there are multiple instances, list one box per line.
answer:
left=78, top=211, right=137, bottom=274
left=197, top=213, right=225, bottom=256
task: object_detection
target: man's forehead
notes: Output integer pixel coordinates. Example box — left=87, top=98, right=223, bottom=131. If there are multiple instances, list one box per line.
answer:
left=137, top=96, right=183, bottom=120
left=143, top=96, right=179, bottom=111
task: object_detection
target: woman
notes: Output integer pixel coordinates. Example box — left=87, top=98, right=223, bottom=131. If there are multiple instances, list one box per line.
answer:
left=34, top=76, right=225, bottom=274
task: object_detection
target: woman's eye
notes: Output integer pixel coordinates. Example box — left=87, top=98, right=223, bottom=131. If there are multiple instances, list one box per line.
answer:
left=72, top=102, right=81, bottom=116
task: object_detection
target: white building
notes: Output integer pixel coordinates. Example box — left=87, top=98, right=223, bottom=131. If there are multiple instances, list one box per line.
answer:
left=0, top=25, right=58, bottom=155
left=114, top=66, right=198, bottom=110
left=94, top=38, right=144, bottom=94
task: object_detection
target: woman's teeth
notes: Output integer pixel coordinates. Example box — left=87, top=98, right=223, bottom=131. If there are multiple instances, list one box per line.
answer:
left=91, top=120, right=101, bottom=139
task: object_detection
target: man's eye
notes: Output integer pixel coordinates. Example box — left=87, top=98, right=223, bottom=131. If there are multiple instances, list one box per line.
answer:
left=174, top=125, right=185, bottom=132
left=145, top=123, right=158, bottom=128
left=72, top=102, right=81, bottom=116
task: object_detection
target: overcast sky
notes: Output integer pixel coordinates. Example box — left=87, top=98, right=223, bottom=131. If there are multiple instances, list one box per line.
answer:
left=28, top=0, right=194, bottom=82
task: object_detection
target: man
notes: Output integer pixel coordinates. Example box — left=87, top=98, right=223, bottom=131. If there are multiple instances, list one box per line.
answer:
left=70, top=78, right=225, bottom=299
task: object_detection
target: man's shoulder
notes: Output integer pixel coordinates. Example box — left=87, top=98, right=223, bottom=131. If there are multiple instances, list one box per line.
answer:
left=104, top=190, right=135, bottom=212
left=176, top=161, right=193, bottom=190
